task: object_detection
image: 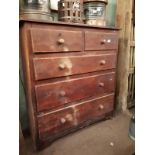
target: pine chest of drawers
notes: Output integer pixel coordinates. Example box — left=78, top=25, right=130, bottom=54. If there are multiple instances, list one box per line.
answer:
left=20, top=19, right=119, bottom=150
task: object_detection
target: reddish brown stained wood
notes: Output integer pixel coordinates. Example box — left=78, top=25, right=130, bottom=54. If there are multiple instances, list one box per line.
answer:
left=76, top=94, right=114, bottom=124
left=38, top=107, right=74, bottom=140
left=20, top=20, right=119, bottom=150
left=35, top=72, right=115, bottom=112
left=85, top=31, right=118, bottom=51
left=20, top=23, right=38, bottom=150
left=37, top=94, right=114, bottom=140
left=30, top=28, right=83, bottom=53
left=33, top=53, right=117, bottom=80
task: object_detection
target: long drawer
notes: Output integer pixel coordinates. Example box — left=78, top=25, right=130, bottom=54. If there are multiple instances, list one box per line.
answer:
left=85, top=31, right=118, bottom=51
left=30, top=28, right=83, bottom=53
left=35, top=72, right=115, bottom=112
left=33, top=53, right=117, bottom=80
left=37, top=94, right=114, bottom=140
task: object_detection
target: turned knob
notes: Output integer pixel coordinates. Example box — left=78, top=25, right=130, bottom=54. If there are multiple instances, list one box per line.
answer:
left=58, top=38, right=65, bottom=44
left=101, top=39, right=106, bottom=44
left=66, top=114, right=73, bottom=122
left=59, top=63, right=66, bottom=70
left=99, top=82, right=104, bottom=87
left=99, top=104, right=105, bottom=110
left=60, top=118, right=66, bottom=124
left=59, top=90, right=66, bottom=97
left=100, top=60, right=106, bottom=65
left=63, top=47, right=69, bottom=52
left=107, top=39, right=111, bottom=43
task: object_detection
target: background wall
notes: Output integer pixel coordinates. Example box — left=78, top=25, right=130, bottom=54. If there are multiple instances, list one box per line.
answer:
left=106, top=0, right=116, bottom=27
left=19, top=0, right=117, bottom=130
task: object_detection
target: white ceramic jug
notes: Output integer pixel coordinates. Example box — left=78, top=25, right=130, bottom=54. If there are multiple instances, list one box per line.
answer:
left=50, top=0, right=59, bottom=10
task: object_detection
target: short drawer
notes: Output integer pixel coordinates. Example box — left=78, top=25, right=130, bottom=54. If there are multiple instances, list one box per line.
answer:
left=30, top=28, right=83, bottom=53
left=33, top=53, right=117, bottom=80
left=75, top=94, right=114, bottom=124
left=38, top=107, right=75, bottom=140
left=35, top=72, right=115, bottom=112
left=85, top=31, right=118, bottom=51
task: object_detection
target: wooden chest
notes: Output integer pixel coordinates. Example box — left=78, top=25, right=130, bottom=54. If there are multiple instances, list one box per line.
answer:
left=20, top=19, right=119, bottom=150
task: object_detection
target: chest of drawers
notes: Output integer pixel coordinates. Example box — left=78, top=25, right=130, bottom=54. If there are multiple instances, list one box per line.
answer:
left=20, top=19, right=119, bottom=150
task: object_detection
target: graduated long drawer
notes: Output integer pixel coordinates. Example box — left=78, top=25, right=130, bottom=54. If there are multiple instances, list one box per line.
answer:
left=35, top=72, right=115, bottom=112
left=33, top=53, right=117, bottom=80
left=37, top=94, right=114, bottom=140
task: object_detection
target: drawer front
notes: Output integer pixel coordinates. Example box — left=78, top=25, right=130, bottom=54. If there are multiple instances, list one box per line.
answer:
left=37, top=94, right=114, bottom=140
left=33, top=53, right=117, bottom=80
left=85, top=31, right=118, bottom=51
left=75, top=94, right=114, bottom=124
left=38, top=107, right=75, bottom=140
left=30, top=28, right=83, bottom=53
left=35, top=73, right=115, bottom=112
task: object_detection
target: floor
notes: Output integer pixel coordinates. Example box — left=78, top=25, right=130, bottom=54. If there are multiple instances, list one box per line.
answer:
left=25, top=112, right=135, bottom=155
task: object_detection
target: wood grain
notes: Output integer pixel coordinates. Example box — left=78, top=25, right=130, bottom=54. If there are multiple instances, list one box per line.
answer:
left=30, top=28, right=83, bottom=53
left=33, top=53, right=117, bottom=80
left=35, top=72, right=115, bottom=112
left=20, top=20, right=119, bottom=150
left=85, top=31, right=118, bottom=51
left=37, top=94, right=114, bottom=140
left=115, top=0, right=134, bottom=111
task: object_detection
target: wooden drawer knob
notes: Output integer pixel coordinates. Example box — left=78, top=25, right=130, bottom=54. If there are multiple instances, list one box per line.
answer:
left=60, top=118, right=66, bottom=124
left=59, top=63, right=66, bottom=70
left=101, top=39, right=106, bottom=44
left=107, top=39, right=111, bottom=43
left=99, top=82, right=104, bottom=87
left=66, top=114, right=73, bottom=122
left=99, top=104, right=105, bottom=110
left=58, top=38, right=65, bottom=44
left=63, top=47, right=69, bottom=52
left=100, top=60, right=106, bottom=65
left=59, top=91, right=66, bottom=97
